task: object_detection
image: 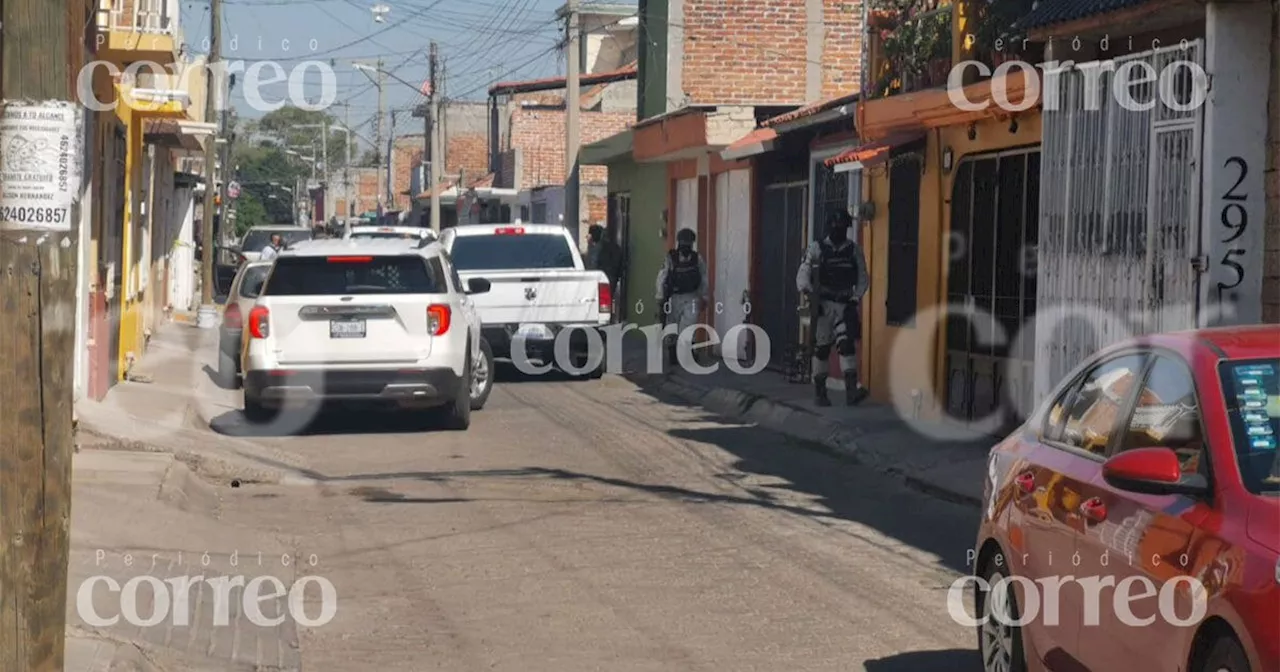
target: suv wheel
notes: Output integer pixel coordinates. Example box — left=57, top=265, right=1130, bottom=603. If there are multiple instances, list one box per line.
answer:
left=469, top=338, right=495, bottom=411
left=439, top=347, right=472, bottom=430
left=216, top=351, right=240, bottom=389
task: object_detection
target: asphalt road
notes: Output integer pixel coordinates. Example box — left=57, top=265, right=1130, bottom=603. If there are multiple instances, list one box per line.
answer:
left=209, top=367, right=983, bottom=671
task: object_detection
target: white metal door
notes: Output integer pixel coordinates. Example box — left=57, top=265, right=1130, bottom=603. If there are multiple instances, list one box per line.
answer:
left=1035, top=42, right=1204, bottom=400
left=715, top=170, right=751, bottom=360
left=676, top=178, right=698, bottom=250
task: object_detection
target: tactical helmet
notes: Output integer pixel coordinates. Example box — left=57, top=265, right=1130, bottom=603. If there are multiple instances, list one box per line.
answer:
left=676, top=228, right=696, bottom=245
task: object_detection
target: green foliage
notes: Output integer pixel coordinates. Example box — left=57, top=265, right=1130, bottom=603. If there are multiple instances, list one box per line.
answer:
left=873, top=0, right=953, bottom=96
left=233, top=191, right=269, bottom=235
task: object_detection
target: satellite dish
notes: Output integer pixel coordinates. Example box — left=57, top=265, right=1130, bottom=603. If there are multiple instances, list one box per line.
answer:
left=372, top=3, right=390, bottom=22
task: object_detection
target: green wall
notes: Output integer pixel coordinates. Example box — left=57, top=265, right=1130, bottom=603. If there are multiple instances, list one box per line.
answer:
left=609, top=160, right=666, bottom=325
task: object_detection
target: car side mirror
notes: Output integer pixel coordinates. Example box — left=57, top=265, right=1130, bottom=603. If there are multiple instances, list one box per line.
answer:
left=1102, top=447, right=1209, bottom=497
left=466, top=278, right=491, bottom=295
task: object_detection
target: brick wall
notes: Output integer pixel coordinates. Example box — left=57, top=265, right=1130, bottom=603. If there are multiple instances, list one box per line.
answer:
left=680, top=0, right=862, bottom=105
left=1265, top=2, right=1279, bottom=323
left=508, top=107, right=633, bottom=189
left=822, top=0, right=863, bottom=100
left=445, top=133, right=489, bottom=181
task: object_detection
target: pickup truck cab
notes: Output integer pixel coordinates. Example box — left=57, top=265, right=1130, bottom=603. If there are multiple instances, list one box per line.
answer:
left=438, top=223, right=611, bottom=377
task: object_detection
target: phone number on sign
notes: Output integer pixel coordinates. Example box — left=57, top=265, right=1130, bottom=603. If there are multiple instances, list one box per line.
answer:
left=0, top=206, right=69, bottom=225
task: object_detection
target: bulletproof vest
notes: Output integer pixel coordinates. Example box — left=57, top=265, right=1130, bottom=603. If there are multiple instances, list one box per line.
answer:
left=817, top=240, right=858, bottom=294
left=668, top=249, right=701, bottom=294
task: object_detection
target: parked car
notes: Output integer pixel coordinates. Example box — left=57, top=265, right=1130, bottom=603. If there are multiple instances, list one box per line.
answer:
left=344, top=225, right=436, bottom=243
left=236, top=226, right=314, bottom=263
left=437, top=223, right=611, bottom=378
left=972, top=325, right=1278, bottom=672
left=216, top=260, right=273, bottom=389
left=241, top=238, right=494, bottom=429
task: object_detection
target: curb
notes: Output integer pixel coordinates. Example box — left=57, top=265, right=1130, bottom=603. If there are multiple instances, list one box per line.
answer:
left=76, top=420, right=311, bottom=487
left=624, top=371, right=983, bottom=508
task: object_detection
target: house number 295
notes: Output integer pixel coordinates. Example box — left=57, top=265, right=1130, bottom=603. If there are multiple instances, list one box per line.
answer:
left=1216, top=156, right=1248, bottom=305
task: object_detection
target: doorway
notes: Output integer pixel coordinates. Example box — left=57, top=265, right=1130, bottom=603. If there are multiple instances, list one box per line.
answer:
left=607, top=191, right=631, bottom=320
left=714, top=170, right=751, bottom=361
left=945, top=148, right=1041, bottom=428
left=757, top=181, right=807, bottom=370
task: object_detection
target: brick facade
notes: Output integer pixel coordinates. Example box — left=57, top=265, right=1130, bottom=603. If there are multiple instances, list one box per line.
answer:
left=1265, top=2, right=1279, bottom=323
left=507, top=107, right=634, bottom=189
left=444, top=133, right=489, bottom=182
left=680, top=0, right=862, bottom=105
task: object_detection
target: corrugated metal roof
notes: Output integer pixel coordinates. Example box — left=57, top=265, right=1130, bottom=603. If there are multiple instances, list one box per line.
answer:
left=1017, top=0, right=1151, bottom=31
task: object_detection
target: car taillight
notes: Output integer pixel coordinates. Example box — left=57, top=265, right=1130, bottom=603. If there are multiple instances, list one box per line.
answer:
left=223, top=303, right=243, bottom=329
left=248, top=306, right=270, bottom=339
left=328, top=256, right=372, bottom=263
left=494, top=227, right=524, bottom=235
left=598, top=281, right=612, bottom=313
left=427, top=304, right=450, bottom=335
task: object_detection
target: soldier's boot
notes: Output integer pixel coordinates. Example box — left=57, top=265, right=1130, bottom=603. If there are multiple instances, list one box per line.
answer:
left=666, top=341, right=678, bottom=374
left=845, top=371, right=869, bottom=406
left=813, top=375, right=831, bottom=407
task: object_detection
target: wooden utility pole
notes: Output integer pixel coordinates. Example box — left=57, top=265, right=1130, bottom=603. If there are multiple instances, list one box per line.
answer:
left=387, top=110, right=396, bottom=210
left=428, top=42, right=441, bottom=232
left=200, top=0, right=223, bottom=310
left=0, top=0, right=80, bottom=668
left=565, top=0, right=581, bottom=235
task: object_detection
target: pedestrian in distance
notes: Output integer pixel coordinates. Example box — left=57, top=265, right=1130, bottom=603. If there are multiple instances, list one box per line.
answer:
left=797, top=210, right=870, bottom=407
left=260, top=234, right=284, bottom=260
left=655, top=228, right=708, bottom=370
left=586, top=224, right=624, bottom=300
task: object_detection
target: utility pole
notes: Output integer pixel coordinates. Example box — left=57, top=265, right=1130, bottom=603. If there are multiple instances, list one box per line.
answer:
left=343, top=102, right=352, bottom=217
left=387, top=110, right=397, bottom=210
left=429, top=42, right=442, bottom=232
left=320, top=123, right=329, bottom=225
left=565, top=0, right=581, bottom=238
left=0, top=0, right=79, bottom=668
left=374, top=59, right=385, bottom=216
left=200, top=0, right=223, bottom=319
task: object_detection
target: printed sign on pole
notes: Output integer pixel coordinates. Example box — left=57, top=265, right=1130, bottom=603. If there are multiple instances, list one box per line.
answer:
left=0, top=101, right=83, bottom=232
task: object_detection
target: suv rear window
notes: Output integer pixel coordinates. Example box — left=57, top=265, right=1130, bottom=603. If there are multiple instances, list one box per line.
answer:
left=449, top=233, right=575, bottom=271
left=263, top=256, right=446, bottom=295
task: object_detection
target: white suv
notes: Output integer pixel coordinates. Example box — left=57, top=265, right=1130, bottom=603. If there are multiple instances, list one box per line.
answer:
left=242, top=238, right=495, bottom=429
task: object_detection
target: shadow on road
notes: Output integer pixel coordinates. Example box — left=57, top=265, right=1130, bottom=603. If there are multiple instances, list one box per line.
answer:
left=864, top=648, right=982, bottom=671
left=209, top=406, right=449, bottom=437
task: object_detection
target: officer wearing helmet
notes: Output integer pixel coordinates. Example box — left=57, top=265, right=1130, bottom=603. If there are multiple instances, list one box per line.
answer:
left=655, top=228, right=708, bottom=367
left=797, top=210, right=869, bottom=406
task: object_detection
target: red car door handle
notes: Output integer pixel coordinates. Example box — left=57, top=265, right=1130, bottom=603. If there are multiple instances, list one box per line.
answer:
left=1080, top=498, right=1107, bottom=522
left=1015, top=473, right=1035, bottom=494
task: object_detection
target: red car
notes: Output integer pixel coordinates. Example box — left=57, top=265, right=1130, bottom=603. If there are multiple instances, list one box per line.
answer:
left=972, top=325, right=1279, bottom=672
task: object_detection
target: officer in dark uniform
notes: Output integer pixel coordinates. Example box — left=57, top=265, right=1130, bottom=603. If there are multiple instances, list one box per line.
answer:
left=655, top=228, right=708, bottom=367
left=797, top=210, right=869, bottom=406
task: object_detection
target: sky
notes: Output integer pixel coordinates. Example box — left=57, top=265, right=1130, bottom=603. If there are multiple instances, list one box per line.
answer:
left=179, top=0, right=572, bottom=152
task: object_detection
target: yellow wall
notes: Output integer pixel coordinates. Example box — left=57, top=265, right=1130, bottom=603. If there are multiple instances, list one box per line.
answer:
left=862, top=112, right=1043, bottom=419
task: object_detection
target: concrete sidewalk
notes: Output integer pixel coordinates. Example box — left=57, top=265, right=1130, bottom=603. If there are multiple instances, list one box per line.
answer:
left=75, top=324, right=314, bottom=486
left=616, top=333, right=992, bottom=506
left=65, top=450, right=303, bottom=671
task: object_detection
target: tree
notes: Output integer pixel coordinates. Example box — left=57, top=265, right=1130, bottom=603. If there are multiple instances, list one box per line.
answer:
left=233, top=192, right=270, bottom=234
left=252, top=106, right=350, bottom=171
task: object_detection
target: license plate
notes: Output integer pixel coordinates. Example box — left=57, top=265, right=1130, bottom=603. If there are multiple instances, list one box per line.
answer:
left=330, top=319, right=366, bottom=338
left=516, top=323, right=554, bottom=340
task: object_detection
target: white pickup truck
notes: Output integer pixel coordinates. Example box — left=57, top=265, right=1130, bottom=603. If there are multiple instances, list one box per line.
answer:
left=438, top=223, right=611, bottom=377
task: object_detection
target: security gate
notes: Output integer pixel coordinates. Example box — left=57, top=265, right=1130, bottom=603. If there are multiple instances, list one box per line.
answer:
left=946, top=148, right=1041, bottom=427
left=1035, top=42, right=1205, bottom=401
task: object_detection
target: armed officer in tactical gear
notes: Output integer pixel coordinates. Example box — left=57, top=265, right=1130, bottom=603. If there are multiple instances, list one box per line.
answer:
left=655, top=228, right=708, bottom=367
left=797, top=210, right=870, bottom=406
